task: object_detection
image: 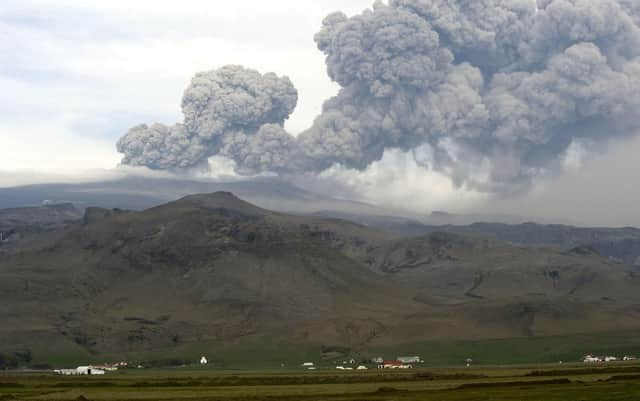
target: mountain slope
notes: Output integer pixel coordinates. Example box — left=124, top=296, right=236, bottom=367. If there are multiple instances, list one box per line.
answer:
left=316, top=212, right=640, bottom=267
left=0, top=176, right=398, bottom=217
left=1, top=193, right=639, bottom=361
left=0, top=203, right=82, bottom=244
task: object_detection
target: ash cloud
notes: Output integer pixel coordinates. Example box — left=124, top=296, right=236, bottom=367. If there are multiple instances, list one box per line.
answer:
left=117, top=0, right=640, bottom=194
left=117, top=65, right=298, bottom=171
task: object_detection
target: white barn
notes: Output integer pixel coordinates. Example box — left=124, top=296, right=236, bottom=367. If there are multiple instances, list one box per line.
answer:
left=397, top=356, right=422, bottom=364
left=54, top=366, right=106, bottom=375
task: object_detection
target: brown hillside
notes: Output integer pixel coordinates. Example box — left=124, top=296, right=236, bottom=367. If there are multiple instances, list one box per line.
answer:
left=1, top=192, right=639, bottom=356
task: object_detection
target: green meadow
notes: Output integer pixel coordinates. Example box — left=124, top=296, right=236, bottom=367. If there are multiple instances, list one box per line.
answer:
left=13, top=329, right=640, bottom=371
left=4, top=330, right=640, bottom=400
left=2, top=363, right=640, bottom=401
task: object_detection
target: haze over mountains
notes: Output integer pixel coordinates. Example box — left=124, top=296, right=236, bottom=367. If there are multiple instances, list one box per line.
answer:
left=2, top=191, right=640, bottom=362
left=2, top=176, right=639, bottom=267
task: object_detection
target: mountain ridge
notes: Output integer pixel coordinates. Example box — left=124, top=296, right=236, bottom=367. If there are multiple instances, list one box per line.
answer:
left=1, top=192, right=639, bottom=363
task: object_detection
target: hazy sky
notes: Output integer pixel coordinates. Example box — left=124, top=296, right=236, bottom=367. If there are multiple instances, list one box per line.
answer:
left=0, top=0, right=372, bottom=171
left=1, top=0, right=639, bottom=227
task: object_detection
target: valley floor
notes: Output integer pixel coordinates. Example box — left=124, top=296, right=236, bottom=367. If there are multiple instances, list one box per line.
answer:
left=3, top=364, right=640, bottom=401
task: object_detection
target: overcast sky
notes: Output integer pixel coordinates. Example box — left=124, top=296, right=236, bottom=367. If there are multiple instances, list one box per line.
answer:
left=0, top=0, right=372, bottom=171
left=1, top=0, right=639, bottom=227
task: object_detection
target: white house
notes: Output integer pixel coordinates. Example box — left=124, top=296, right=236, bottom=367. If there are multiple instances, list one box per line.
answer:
left=397, top=356, right=422, bottom=364
left=55, top=366, right=106, bottom=375
left=91, top=364, right=118, bottom=372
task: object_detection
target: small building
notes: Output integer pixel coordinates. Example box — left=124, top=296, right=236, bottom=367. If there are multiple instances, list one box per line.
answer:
left=90, top=364, right=118, bottom=372
left=55, top=366, right=106, bottom=375
left=379, top=361, right=413, bottom=369
left=397, top=356, right=422, bottom=364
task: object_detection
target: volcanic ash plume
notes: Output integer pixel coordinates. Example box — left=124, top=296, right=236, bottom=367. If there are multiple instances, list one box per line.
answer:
left=117, top=65, right=298, bottom=171
left=117, top=0, right=640, bottom=193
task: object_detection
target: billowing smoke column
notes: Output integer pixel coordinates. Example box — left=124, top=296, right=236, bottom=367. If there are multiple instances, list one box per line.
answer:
left=117, top=0, right=640, bottom=193
left=117, top=65, right=298, bottom=172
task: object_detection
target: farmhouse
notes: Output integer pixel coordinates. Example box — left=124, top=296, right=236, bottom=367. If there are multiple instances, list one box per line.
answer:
left=378, top=360, right=413, bottom=369
left=583, top=354, right=622, bottom=363
left=54, top=366, right=106, bottom=375
left=397, top=356, right=422, bottom=364
left=90, top=364, right=119, bottom=372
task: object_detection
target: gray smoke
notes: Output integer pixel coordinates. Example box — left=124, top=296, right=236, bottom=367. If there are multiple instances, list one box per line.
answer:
left=117, top=65, right=298, bottom=171
left=117, top=0, right=640, bottom=193
left=220, top=124, right=301, bottom=175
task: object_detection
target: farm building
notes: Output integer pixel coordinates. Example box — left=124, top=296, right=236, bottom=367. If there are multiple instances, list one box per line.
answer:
left=397, top=356, right=422, bottom=364
left=584, top=355, right=602, bottom=363
left=90, top=364, right=119, bottom=372
left=54, top=366, right=106, bottom=375
left=378, top=361, right=413, bottom=369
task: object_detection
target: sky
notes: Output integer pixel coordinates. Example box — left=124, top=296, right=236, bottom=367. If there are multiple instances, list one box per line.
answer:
left=1, top=0, right=639, bottom=227
left=0, top=0, right=372, bottom=171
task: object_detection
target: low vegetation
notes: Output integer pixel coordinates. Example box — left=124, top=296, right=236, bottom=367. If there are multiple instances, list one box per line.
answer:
left=2, top=363, right=640, bottom=400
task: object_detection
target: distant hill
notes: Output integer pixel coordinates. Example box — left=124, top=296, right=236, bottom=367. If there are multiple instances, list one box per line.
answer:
left=0, top=176, right=397, bottom=217
left=313, top=211, right=640, bottom=267
left=0, top=203, right=83, bottom=244
left=1, top=192, right=639, bottom=363
left=404, top=222, right=640, bottom=267
left=2, top=175, right=639, bottom=267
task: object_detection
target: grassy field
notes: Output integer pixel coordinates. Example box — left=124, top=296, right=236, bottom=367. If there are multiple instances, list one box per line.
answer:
left=16, top=329, right=640, bottom=370
left=2, top=363, right=640, bottom=401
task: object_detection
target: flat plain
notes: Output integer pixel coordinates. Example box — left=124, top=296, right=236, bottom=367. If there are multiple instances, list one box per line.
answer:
left=3, top=363, right=640, bottom=401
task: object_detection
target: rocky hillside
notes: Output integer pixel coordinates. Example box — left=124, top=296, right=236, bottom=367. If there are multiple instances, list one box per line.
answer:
left=317, top=212, right=640, bottom=267
left=1, top=193, right=639, bottom=359
left=0, top=203, right=82, bottom=245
